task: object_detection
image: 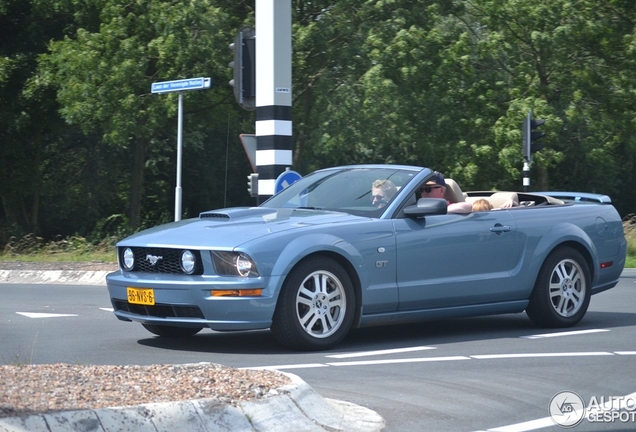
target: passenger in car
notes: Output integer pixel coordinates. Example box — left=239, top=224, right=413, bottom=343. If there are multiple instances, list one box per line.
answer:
left=420, top=172, right=472, bottom=213
left=472, top=198, right=493, bottom=212
left=371, top=179, right=398, bottom=208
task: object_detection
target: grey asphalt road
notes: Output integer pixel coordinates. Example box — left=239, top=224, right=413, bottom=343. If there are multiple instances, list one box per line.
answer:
left=1, top=271, right=635, bottom=431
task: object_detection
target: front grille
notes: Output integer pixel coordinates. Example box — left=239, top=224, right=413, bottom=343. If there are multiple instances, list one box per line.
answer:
left=118, top=247, right=204, bottom=275
left=113, top=299, right=205, bottom=319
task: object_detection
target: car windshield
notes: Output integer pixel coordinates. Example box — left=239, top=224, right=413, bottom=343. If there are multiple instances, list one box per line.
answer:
left=261, top=167, right=418, bottom=217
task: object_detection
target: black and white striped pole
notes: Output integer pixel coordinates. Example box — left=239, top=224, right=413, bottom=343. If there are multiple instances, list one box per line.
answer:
left=255, top=0, right=292, bottom=202
left=522, top=111, right=531, bottom=192
left=521, top=111, right=546, bottom=192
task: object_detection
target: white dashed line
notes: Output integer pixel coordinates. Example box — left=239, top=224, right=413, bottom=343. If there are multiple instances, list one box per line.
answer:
left=326, top=346, right=436, bottom=359
left=471, top=352, right=614, bottom=359
left=522, top=329, right=610, bottom=339
left=16, top=312, right=78, bottom=318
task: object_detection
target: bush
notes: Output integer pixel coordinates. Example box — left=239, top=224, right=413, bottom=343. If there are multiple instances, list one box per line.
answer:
left=1, top=233, right=117, bottom=262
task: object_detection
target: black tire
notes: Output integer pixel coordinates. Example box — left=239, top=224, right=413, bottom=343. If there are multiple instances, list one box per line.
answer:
left=526, top=247, right=591, bottom=328
left=271, top=257, right=355, bottom=351
left=142, top=324, right=203, bottom=338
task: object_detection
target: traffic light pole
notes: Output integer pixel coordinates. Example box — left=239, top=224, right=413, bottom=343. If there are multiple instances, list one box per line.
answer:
left=521, top=110, right=545, bottom=192
left=523, top=161, right=530, bottom=192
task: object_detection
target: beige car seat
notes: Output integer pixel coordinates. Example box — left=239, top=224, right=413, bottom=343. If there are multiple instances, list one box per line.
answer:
left=488, top=192, right=519, bottom=208
left=444, top=179, right=466, bottom=203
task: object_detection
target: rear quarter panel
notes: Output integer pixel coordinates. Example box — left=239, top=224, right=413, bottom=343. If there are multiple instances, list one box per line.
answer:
left=508, top=203, right=626, bottom=293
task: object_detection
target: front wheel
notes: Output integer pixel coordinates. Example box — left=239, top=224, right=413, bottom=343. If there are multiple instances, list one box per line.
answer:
left=526, top=247, right=591, bottom=328
left=271, top=257, right=355, bottom=351
left=142, top=324, right=202, bottom=338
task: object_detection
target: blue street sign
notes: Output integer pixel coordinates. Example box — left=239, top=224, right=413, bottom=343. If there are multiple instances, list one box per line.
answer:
left=151, top=77, right=211, bottom=94
left=275, top=170, right=302, bottom=193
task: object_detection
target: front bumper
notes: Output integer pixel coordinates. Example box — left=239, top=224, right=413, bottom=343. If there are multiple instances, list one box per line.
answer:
left=105, top=271, right=279, bottom=331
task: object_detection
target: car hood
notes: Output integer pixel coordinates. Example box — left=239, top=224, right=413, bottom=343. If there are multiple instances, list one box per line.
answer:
left=117, top=207, right=367, bottom=249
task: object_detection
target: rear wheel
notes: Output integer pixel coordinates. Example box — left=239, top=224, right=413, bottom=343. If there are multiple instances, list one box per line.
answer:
left=271, top=257, right=355, bottom=351
left=142, top=324, right=202, bottom=338
left=526, top=247, right=591, bottom=328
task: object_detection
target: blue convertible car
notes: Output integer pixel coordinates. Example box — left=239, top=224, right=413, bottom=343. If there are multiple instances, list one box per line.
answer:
left=106, top=165, right=627, bottom=350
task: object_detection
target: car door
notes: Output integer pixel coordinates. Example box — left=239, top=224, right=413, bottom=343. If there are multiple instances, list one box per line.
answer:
left=394, top=210, right=522, bottom=311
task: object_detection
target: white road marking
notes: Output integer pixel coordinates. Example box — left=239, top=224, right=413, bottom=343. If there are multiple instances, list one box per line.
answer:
left=521, top=329, right=609, bottom=339
left=326, top=346, right=436, bottom=359
left=326, top=356, right=469, bottom=367
left=478, top=390, right=636, bottom=432
left=477, top=415, right=555, bottom=432
left=245, top=363, right=328, bottom=370
left=472, top=352, right=614, bottom=359
left=16, top=312, right=78, bottom=318
left=251, top=350, right=630, bottom=371
left=100, top=308, right=114, bottom=312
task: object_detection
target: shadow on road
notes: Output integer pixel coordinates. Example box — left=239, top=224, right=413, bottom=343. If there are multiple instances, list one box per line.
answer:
left=135, top=310, right=636, bottom=355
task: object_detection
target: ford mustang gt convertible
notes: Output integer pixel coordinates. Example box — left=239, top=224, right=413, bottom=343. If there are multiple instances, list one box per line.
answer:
left=106, top=165, right=627, bottom=350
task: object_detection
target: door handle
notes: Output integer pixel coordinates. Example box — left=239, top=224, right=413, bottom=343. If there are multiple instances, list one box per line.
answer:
left=489, top=224, right=512, bottom=234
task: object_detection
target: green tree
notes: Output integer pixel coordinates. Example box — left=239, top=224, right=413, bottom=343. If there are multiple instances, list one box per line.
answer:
left=37, top=0, right=251, bottom=231
left=0, top=0, right=74, bottom=240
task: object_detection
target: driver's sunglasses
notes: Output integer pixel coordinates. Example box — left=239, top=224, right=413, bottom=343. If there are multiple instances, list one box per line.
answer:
left=420, top=185, right=442, bottom=193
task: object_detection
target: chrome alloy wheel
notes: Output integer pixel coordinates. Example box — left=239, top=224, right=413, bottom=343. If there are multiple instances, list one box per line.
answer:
left=295, top=270, right=347, bottom=338
left=549, top=258, right=587, bottom=317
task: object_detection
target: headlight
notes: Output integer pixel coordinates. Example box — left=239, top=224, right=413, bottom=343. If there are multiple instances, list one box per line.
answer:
left=212, top=251, right=260, bottom=277
left=181, top=250, right=196, bottom=274
left=122, top=248, right=135, bottom=271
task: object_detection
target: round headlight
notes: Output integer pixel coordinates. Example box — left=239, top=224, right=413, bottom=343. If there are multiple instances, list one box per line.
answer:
left=181, top=250, right=196, bottom=274
left=122, top=248, right=135, bottom=271
left=235, top=253, right=254, bottom=277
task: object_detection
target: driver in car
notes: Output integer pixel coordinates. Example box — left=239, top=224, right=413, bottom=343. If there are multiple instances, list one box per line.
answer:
left=420, top=172, right=472, bottom=213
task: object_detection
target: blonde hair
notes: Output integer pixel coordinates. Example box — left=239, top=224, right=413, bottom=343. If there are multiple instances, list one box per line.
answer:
left=472, top=198, right=493, bottom=212
left=372, top=179, right=397, bottom=196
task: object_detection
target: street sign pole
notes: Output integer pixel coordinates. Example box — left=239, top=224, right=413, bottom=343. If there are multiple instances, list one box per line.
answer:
left=151, top=77, right=211, bottom=221
left=175, top=92, right=183, bottom=221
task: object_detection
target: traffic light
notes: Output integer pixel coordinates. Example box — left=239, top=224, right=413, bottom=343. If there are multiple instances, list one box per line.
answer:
left=229, top=27, right=255, bottom=111
left=522, top=111, right=546, bottom=162
left=247, top=173, right=259, bottom=197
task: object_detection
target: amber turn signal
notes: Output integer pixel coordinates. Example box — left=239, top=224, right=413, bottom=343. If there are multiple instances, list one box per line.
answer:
left=211, top=289, right=263, bottom=297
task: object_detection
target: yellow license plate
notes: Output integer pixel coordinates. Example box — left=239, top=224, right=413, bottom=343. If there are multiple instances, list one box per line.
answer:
left=127, top=287, right=155, bottom=305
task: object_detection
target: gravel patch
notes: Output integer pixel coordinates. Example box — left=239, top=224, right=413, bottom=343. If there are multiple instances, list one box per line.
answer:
left=0, top=363, right=290, bottom=418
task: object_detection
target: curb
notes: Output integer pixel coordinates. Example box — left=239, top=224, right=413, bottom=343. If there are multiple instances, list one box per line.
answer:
left=0, top=372, right=385, bottom=432
left=0, top=270, right=112, bottom=285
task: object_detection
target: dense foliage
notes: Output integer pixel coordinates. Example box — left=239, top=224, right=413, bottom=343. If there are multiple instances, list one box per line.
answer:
left=1, top=0, right=635, bottom=247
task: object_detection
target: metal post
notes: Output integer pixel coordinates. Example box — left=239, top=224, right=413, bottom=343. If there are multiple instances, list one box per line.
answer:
left=255, top=0, right=293, bottom=202
left=150, top=77, right=210, bottom=221
left=175, top=92, right=183, bottom=221
left=523, top=161, right=530, bottom=192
